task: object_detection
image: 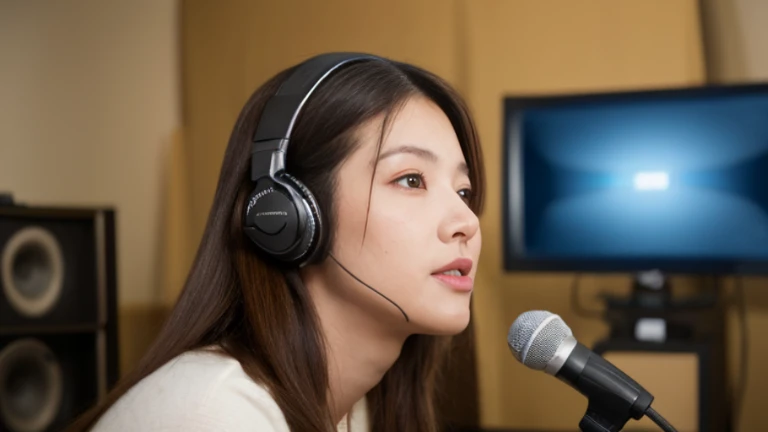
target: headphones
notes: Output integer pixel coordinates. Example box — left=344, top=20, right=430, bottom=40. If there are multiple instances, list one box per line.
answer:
left=243, top=52, right=383, bottom=267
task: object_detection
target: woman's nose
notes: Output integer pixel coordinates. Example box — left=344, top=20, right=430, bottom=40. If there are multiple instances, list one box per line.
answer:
left=438, top=194, right=480, bottom=244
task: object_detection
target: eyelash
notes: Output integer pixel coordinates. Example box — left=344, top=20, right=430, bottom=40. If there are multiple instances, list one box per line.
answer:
left=392, top=172, right=473, bottom=203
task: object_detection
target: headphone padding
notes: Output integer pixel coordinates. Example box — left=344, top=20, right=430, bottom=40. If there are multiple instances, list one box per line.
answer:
left=281, top=173, right=323, bottom=265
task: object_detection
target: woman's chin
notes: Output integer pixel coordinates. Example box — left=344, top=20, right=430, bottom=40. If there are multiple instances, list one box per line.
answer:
left=415, top=309, right=471, bottom=336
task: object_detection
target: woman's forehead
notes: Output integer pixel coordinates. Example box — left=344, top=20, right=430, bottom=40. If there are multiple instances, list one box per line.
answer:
left=353, top=97, right=463, bottom=165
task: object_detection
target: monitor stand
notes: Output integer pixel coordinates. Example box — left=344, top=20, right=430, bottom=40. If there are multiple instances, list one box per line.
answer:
left=632, top=269, right=673, bottom=309
left=602, top=270, right=718, bottom=316
left=594, top=271, right=731, bottom=431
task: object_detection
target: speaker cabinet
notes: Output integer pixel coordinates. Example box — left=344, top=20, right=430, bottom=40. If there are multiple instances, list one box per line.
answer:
left=0, top=204, right=118, bottom=432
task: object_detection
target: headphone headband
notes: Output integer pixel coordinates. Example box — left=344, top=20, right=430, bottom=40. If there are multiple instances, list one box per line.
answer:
left=250, top=53, right=381, bottom=181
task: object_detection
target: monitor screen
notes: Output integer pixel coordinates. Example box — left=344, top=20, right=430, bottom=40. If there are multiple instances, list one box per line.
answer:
left=503, top=83, right=768, bottom=274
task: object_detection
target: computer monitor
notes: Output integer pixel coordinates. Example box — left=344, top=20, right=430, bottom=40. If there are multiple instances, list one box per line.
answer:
left=503, top=83, right=768, bottom=274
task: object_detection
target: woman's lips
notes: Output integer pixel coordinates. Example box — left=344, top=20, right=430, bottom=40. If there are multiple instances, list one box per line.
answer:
left=431, top=273, right=473, bottom=292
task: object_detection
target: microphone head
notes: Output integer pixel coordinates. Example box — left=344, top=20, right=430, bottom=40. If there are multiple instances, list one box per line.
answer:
left=507, top=310, right=573, bottom=370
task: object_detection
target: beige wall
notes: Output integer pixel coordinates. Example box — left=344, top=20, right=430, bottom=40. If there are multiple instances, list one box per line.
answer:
left=702, top=0, right=768, bottom=83
left=0, top=1, right=180, bottom=370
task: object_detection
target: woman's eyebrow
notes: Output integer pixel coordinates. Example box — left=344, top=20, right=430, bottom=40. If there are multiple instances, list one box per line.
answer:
left=376, top=144, right=437, bottom=164
left=376, top=144, right=469, bottom=176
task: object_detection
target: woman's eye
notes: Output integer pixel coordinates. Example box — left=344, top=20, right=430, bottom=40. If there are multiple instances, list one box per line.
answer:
left=395, top=173, right=425, bottom=189
left=458, top=188, right=473, bottom=203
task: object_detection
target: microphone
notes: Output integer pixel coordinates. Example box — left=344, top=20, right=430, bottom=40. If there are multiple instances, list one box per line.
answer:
left=327, top=252, right=409, bottom=322
left=507, top=311, right=677, bottom=432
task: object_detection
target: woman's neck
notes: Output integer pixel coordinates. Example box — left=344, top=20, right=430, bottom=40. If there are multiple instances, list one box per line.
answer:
left=302, top=269, right=410, bottom=425
left=319, top=298, right=408, bottom=424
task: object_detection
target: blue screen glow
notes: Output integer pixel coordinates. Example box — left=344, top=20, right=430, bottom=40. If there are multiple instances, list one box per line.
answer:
left=519, top=91, right=768, bottom=261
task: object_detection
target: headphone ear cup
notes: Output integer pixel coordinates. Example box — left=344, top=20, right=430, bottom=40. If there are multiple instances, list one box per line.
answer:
left=243, top=175, right=322, bottom=266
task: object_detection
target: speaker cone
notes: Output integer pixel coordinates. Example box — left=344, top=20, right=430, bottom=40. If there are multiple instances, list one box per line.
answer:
left=0, top=339, right=63, bottom=432
left=2, top=227, right=64, bottom=317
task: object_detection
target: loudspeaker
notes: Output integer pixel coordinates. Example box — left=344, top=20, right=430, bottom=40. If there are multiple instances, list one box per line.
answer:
left=0, top=202, right=118, bottom=432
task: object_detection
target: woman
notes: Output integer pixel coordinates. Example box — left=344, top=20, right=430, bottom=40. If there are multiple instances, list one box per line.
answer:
left=67, top=52, right=485, bottom=432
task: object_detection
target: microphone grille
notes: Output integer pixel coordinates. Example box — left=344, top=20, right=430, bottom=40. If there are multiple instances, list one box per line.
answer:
left=507, top=310, right=573, bottom=370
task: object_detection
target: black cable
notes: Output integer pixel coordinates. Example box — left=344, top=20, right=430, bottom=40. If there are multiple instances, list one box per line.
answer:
left=328, top=252, right=409, bottom=322
left=569, top=273, right=603, bottom=319
left=646, top=406, right=678, bottom=432
left=732, top=276, right=749, bottom=432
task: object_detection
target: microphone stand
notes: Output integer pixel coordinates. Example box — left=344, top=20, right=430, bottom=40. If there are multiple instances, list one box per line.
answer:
left=579, top=404, right=632, bottom=432
left=578, top=405, right=677, bottom=432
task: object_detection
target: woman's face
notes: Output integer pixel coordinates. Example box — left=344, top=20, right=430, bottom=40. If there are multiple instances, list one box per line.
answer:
left=316, top=95, right=482, bottom=336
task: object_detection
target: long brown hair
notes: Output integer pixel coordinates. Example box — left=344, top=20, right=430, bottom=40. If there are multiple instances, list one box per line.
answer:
left=66, top=55, right=485, bottom=432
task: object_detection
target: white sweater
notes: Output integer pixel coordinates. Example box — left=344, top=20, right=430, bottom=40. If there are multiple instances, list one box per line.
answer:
left=91, top=347, right=368, bottom=431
